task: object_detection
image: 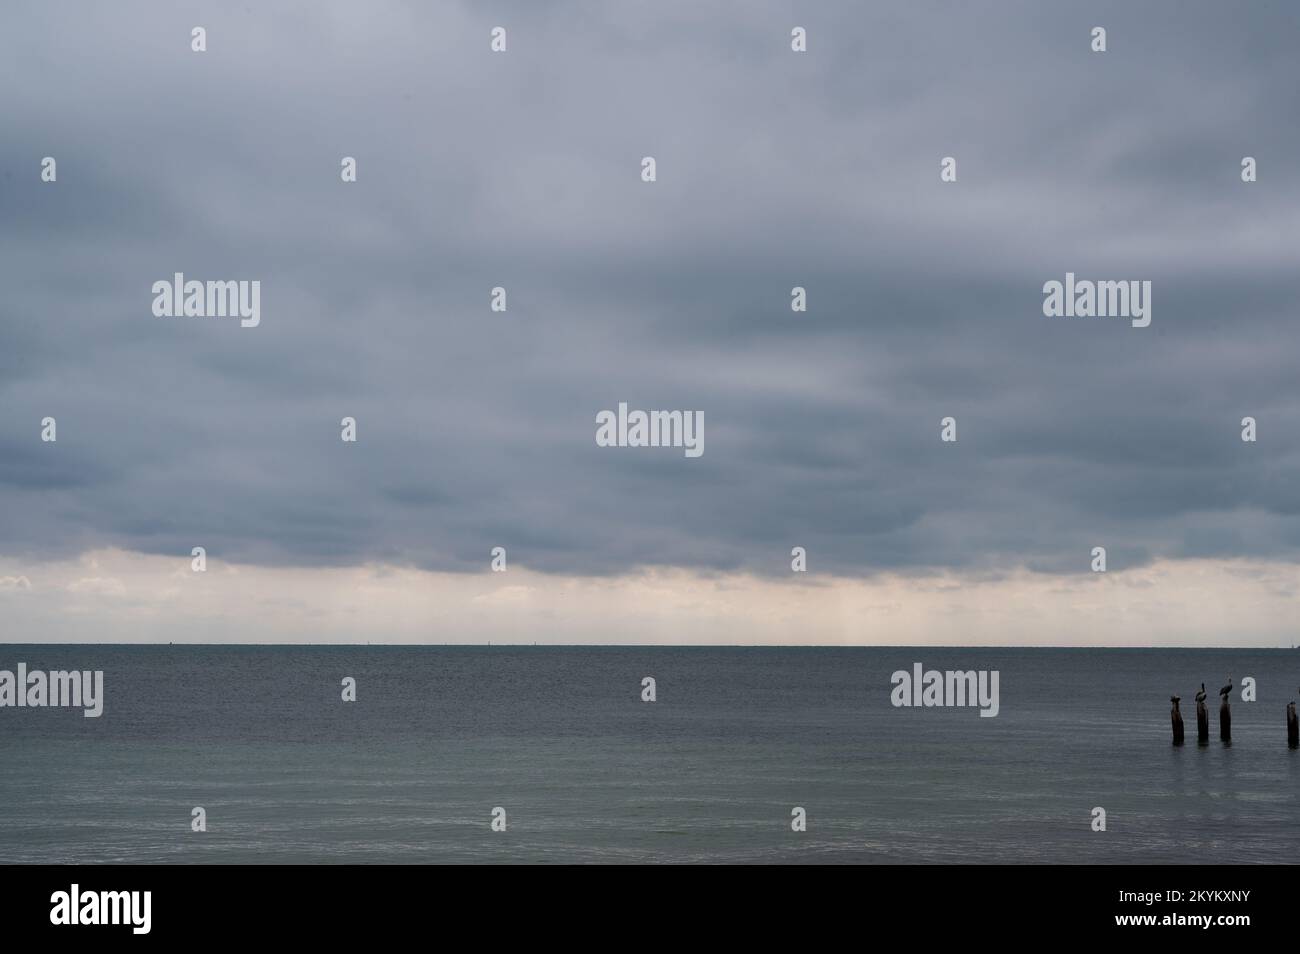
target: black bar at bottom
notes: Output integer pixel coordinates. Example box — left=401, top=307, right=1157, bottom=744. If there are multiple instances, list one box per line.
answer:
left=0, top=864, right=1279, bottom=940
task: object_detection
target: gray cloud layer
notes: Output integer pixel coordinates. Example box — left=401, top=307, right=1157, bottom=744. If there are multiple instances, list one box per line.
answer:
left=2, top=0, right=1299, bottom=578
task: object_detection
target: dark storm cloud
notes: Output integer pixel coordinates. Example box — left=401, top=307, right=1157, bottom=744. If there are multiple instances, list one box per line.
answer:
left=1, top=0, right=1298, bottom=577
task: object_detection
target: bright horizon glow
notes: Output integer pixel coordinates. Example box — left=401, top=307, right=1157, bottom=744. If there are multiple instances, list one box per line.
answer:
left=1, top=548, right=1296, bottom=647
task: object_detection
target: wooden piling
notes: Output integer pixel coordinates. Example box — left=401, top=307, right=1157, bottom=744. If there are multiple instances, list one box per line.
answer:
left=1195, top=684, right=1209, bottom=744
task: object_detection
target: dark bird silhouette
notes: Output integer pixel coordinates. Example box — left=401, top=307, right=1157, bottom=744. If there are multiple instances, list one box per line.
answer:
left=1195, top=684, right=1209, bottom=744
left=1219, top=677, right=1232, bottom=743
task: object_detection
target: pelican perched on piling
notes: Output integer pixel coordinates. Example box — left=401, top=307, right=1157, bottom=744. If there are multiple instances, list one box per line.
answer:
left=1219, top=677, right=1232, bottom=743
left=1194, top=683, right=1210, bottom=743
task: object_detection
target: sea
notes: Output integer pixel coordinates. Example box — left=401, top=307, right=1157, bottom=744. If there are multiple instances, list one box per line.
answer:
left=1, top=646, right=1296, bottom=864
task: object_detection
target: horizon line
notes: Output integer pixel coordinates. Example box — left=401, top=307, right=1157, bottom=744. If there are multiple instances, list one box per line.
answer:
left=2, top=642, right=1297, bottom=650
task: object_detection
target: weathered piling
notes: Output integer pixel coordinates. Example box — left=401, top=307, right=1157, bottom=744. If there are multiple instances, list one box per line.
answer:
left=1170, top=695, right=1184, bottom=746
left=1219, top=677, right=1232, bottom=743
left=1195, top=684, right=1209, bottom=744
left=1288, top=700, right=1298, bottom=749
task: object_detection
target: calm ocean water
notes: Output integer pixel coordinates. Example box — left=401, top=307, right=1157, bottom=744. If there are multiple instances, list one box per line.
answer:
left=1, top=646, right=1296, bottom=864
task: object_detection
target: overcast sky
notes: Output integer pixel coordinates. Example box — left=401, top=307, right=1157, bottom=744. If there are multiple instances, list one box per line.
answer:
left=2, top=1, right=1298, bottom=644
